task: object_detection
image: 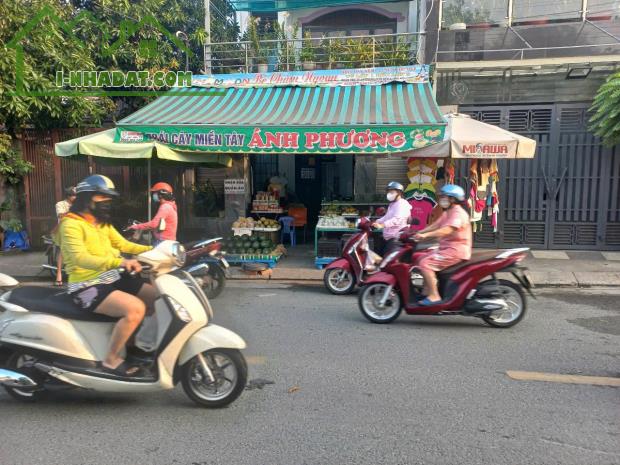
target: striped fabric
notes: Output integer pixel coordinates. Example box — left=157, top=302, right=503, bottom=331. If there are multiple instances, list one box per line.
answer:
left=118, top=83, right=444, bottom=128
left=67, top=269, right=122, bottom=294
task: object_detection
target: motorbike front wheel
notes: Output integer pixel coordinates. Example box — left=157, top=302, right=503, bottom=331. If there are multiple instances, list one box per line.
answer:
left=181, top=349, right=247, bottom=408
left=358, top=283, right=402, bottom=324
left=324, top=267, right=356, bottom=295
left=201, top=266, right=226, bottom=299
left=3, top=351, right=45, bottom=402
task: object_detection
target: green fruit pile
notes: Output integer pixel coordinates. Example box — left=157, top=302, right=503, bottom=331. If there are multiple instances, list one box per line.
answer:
left=223, top=235, right=276, bottom=255
left=256, top=217, right=279, bottom=228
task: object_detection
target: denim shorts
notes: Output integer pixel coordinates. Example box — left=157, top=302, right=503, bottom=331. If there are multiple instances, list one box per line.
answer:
left=72, top=275, right=147, bottom=312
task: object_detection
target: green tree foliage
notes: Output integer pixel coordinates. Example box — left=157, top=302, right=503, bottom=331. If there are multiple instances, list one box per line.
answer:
left=0, top=135, right=32, bottom=185
left=0, top=1, right=114, bottom=134
left=589, top=70, right=620, bottom=147
left=1, top=0, right=240, bottom=133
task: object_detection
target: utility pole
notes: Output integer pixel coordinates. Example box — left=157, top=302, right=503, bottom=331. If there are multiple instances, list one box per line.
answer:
left=204, top=0, right=212, bottom=74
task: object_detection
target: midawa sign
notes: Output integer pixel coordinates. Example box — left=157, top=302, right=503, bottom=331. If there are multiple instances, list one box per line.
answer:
left=456, top=142, right=515, bottom=158
left=462, top=143, right=509, bottom=156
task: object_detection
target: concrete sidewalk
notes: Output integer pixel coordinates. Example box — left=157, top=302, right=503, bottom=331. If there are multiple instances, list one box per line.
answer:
left=2, top=247, right=620, bottom=287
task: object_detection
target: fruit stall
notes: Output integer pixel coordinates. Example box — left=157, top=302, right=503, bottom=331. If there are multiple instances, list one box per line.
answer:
left=314, top=201, right=384, bottom=269
left=221, top=216, right=285, bottom=268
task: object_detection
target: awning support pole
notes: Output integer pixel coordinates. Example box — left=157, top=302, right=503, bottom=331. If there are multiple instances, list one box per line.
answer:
left=147, top=158, right=152, bottom=244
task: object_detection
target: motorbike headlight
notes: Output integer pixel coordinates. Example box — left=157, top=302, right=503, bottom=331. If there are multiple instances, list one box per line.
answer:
left=171, top=243, right=186, bottom=266
left=166, top=296, right=192, bottom=322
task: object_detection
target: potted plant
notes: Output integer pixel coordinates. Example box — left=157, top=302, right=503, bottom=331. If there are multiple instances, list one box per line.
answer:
left=343, top=37, right=375, bottom=68
left=247, top=16, right=269, bottom=73
left=300, top=30, right=316, bottom=71
left=0, top=218, right=30, bottom=252
left=0, top=134, right=32, bottom=252
left=443, top=0, right=490, bottom=30
left=443, top=0, right=468, bottom=30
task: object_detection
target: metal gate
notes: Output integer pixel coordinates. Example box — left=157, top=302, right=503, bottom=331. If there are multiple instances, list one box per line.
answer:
left=460, top=103, right=620, bottom=250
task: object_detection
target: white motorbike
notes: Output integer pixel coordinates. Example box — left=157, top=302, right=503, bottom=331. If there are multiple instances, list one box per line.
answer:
left=0, top=241, right=247, bottom=408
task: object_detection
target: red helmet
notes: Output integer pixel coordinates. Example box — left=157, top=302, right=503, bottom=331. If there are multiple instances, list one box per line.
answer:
left=150, top=182, right=173, bottom=194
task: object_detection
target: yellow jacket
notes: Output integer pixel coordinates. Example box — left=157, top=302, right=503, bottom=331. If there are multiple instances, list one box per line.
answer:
left=59, top=213, right=152, bottom=283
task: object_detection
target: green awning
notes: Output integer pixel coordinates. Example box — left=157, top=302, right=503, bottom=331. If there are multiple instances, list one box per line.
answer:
left=116, top=83, right=446, bottom=155
left=230, top=0, right=403, bottom=12
left=55, top=128, right=232, bottom=166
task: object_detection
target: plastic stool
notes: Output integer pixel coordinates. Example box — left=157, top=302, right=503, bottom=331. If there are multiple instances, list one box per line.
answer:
left=279, top=216, right=296, bottom=247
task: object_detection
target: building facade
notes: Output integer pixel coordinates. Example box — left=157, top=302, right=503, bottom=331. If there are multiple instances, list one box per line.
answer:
left=424, top=0, right=620, bottom=249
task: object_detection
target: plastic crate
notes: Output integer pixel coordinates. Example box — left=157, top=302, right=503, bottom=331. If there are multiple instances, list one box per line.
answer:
left=317, top=238, right=341, bottom=257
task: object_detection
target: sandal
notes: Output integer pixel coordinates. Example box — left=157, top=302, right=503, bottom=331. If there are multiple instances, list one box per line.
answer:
left=54, top=280, right=63, bottom=287
left=419, top=297, right=442, bottom=307
left=101, top=360, right=143, bottom=377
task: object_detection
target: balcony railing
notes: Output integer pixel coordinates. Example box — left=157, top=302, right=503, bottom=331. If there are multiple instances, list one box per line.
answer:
left=204, top=32, right=423, bottom=74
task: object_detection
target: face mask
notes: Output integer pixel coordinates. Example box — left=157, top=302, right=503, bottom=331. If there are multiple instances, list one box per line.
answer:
left=91, top=200, right=113, bottom=223
left=386, top=192, right=397, bottom=202
left=152, top=193, right=159, bottom=203
left=439, top=198, right=451, bottom=209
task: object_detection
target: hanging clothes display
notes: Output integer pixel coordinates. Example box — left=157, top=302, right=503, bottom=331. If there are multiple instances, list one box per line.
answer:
left=467, top=159, right=500, bottom=233
left=405, top=158, right=440, bottom=231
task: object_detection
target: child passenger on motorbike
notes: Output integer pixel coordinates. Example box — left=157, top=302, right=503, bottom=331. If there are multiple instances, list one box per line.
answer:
left=59, top=174, right=156, bottom=376
left=127, top=182, right=178, bottom=245
left=413, top=184, right=472, bottom=306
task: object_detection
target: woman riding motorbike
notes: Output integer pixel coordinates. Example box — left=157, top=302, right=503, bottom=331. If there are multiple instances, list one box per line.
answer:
left=372, top=181, right=412, bottom=256
left=127, top=182, right=178, bottom=245
left=413, top=184, right=472, bottom=306
left=59, top=174, right=156, bottom=376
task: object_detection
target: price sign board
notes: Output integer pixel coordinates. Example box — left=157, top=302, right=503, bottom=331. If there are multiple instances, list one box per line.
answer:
left=224, top=179, right=246, bottom=194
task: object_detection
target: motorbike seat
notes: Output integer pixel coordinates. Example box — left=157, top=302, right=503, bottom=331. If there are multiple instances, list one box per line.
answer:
left=437, top=250, right=502, bottom=277
left=7, top=287, right=118, bottom=322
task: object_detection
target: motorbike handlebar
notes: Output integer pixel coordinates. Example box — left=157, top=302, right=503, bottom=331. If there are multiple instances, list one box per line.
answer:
left=117, top=263, right=153, bottom=276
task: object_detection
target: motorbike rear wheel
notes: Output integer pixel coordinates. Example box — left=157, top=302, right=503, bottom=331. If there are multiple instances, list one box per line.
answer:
left=324, top=268, right=356, bottom=295
left=181, top=349, right=247, bottom=408
left=481, top=279, right=527, bottom=328
left=358, top=283, right=402, bottom=324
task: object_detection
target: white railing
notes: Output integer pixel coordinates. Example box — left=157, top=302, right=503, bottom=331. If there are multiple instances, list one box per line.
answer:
left=436, top=42, right=620, bottom=62
left=204, top=32, right=423, bottom=74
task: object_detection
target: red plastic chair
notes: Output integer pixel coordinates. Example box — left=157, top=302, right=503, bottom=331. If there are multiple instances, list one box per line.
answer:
left=288, top=207, right=308, bottom=243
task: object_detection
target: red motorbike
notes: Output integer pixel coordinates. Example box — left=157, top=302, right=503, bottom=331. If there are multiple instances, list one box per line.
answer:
left=124, top=221, right=229, bottom=299
left=184, top=237, right=230, bottom=299
left=357, top=234, right=533, bottom=327
left=323, top=218, right=382, bottom=294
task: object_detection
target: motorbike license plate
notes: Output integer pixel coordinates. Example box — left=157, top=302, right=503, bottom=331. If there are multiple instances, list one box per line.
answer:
left=220, top=257, right=230, bottom=268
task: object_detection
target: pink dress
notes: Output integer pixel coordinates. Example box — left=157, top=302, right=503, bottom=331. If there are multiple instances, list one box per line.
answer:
left=417, top=205, right=472, bottom=272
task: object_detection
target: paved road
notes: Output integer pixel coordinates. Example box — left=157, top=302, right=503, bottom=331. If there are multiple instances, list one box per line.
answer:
left=0, top=284, right=618, bottom=465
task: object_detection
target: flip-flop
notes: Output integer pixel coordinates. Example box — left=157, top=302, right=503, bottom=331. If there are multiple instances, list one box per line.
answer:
left=419, top=297, right=442, bottom=306
left=54, top=281, right=63, bottom=287
left=101, top=361, right=143, bottom=377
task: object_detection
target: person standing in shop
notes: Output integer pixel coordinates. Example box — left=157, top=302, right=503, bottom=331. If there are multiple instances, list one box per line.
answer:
left=53, top=186, right=76, bottom=286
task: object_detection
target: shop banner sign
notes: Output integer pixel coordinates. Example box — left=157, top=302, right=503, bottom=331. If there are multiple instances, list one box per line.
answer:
left=115, top=125, right=445, bottom=155
left=224, top=179, right=246, bottom=194
left=191, top=65, right=429, bottom=88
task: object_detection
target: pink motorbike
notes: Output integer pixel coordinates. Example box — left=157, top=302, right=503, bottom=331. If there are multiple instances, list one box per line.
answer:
left=323, top=218, right=383, bottom=294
